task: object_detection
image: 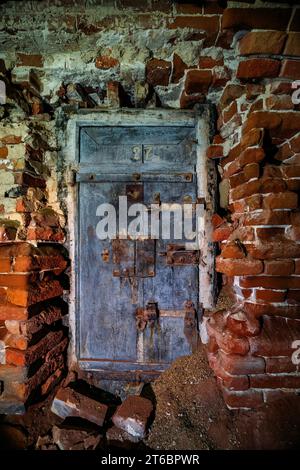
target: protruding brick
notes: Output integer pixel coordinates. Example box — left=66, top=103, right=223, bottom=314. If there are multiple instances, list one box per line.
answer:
left=112, top=395, right=153, bottom=438
left=238, top=31, right=286, bottom=55
left=264, top=260, right=294, bottom=276
left=185, top=69, right=212, bottom=94
left=51, top=386, right=108, bottom=426
left=222, top=387, right=264, bottom=409
left=280, top=60, right=300, bottom=80
left=146, top=58, right=171, bottom=87
left=216, top=257, right=263, bottom=276
left=226, top=311, right=261, bottom=337
left=237, top=59, right=280, bottom=80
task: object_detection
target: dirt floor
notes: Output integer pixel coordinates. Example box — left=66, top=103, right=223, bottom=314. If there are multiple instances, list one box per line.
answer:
left=145, top=347, right=300, bottom=450
left=1, top=347, right=300, bottom=450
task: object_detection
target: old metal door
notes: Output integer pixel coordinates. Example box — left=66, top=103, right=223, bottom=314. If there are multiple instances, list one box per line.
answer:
left=76, top=123, right=201, bottom=378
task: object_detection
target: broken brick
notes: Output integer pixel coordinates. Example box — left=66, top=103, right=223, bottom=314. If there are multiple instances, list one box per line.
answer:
left=51, top=386, right=108, bottom=427
left=112, top=395, right=153, bottom=438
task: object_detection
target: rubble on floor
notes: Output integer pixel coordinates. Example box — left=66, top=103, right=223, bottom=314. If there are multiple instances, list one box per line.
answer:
left=1, top=348, right=300, bottom=450
left=51, top=387, right=108, bottom=426
left=112, top=395, right=153, bottom=439
left=36, top=379, right=154, bottom=450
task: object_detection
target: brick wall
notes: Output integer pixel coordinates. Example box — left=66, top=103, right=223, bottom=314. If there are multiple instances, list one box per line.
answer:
left=0, top=0, right=299, bottom=411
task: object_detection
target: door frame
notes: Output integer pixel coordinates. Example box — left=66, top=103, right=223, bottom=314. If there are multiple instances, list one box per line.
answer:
left=60, top=108, right=216, bottom=374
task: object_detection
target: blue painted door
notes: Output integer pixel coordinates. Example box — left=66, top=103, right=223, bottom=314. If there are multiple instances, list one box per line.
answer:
left=77, top=125, right=200, bottom=377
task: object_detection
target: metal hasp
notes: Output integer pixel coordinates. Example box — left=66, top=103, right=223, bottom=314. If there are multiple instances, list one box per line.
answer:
left=75, top=115, right=205, bottom=378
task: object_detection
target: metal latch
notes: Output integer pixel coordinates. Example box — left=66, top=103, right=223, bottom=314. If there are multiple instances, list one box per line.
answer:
left=136, top=302, right=159, bottom=331
left=161, top=244, right=200, bottom=266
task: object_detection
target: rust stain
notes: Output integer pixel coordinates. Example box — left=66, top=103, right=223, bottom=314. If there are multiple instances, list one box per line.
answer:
left=101, top=249, right=109, bottom=263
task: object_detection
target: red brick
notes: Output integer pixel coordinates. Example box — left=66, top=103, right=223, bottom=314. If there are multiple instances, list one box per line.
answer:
left=233, top=174, right=286, bottom=200
left=216, top=257, right=263, bottom=276
left=294, top=259, right=300, bottom=275
left=237, top=59, right=280, bottom=80
left=211, top=213, right=225, bottom=229
left=207, top=313, right=250, bottom=355
left=256, top=227, right=285, bottom=241
left=27, top=227, right=65, bottom=242
left=17, top=53, right=44, bottom=67
left=226, top=311, right=261, bottom=337
left=212, top=225, right=233, bottom=242
left=282, top=165, right=300, bottom=178
left=209, top=355, right=249, bottom=391
left=239, top=31, right=286, bottom=56
left=175, top=3, right=202, bottom=14
left=264, top=260, right=294, bottom=276
left=185, top=69, right=212, bottom=94
left=240, top=210, right=290, bottom=226
left=212, top=66, right=231, bottom=88
left=112, top=395, right=153, bottom=438
left=220, top=242, right=245, bottom=259
left=280, top=60, right=300, bottom=80
left=240, top=276, right=300, bottom=290
left=6, top=279, right=63, bottom=307
left=0, top=273, right=37, bottom=289
left=146, top=58, right=171, bottom=87
left=265, top=356, right=297, bottom=374
left=6, top=330, right=64, bottom=366
left=215, top=330, right=250, bottom=356
left=222, top=387, right=264, bottom=409
left=0, top=303, right=30, bottom=321
left=6, top=354, right=65, bottom=401
left=249, top=316, right=300, bottom=356
left=229, top=227, right=255, bottom=243
left=51, top=387, right=108, bottom=427
left=245, top=303, right=300, bottom=319
left=223, top=101, right=237, bottom=124
left=243, top=111, right=282, bottom=135
left=279, top=112, right=300, bottom=139
left=291, top=212, right=300, bottom=226
left=250, top=374, right=300, bottom=389
left=218, top=350, right=265, bottom=375
left=256, top=289, right=286, bottom=303
left=95, top=55, right=119, bottom=69
left=4, top=333, right=29, bottom=350
left=245, top=84, right=265, bottom=100
left=0, top=258, right=11, bottom=272
left=240, top=129, right=264, bottom=150
left=5, top=303, right=65, bottom=336
left=284, top=33, right=300, bottom=57
left=171, top=53, right=187, bottom=84
left=41, top=368, right=64, bottom=396
left=180, top=92, right=205, bottom=109
left=222, top=8, right=292, bottom=31
left=290, top=134, right=300, bottom=153
left=199, top=56, right=223, bottom=69
left=247, top=242, right=300, bottom=260
left=168, top=15, right=220, bottom=32
left=266, top=95, right=294, bottom=111
left=206, top=144, right=223, bottom=159
left=1, top=135, right=22, bottom=144
left=219, top=84, right=245, bottom=110
left=287, top=290, right=300, bottom=303
left=0, top=146, right=8, bottom=158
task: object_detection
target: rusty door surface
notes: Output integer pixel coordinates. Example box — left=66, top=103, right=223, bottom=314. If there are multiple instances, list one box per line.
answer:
left=77, top=124, right=200, bottom=378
